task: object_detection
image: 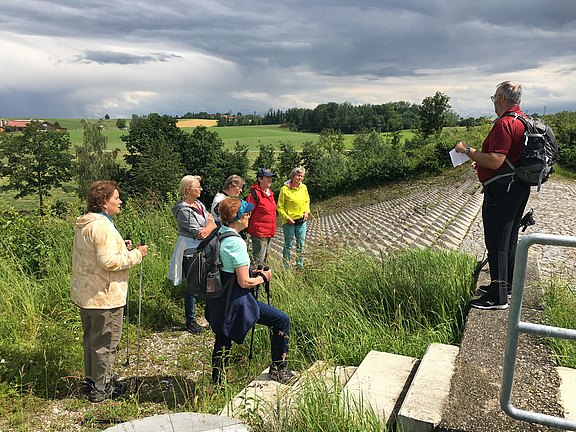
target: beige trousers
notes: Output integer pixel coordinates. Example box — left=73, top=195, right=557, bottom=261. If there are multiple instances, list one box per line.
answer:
left=80, top=306, right=123, bottom=386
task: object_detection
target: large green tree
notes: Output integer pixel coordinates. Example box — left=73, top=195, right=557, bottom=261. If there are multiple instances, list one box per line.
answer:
left=0, top=121, right=73, bottom=213
left=276, top=141, right=301, bottom=180
left=221, top=142, right=249, bottom=182
left=178, top=126, right=232, bottom=200
left=418, top=92, right=451, bottom=137
left=123, top=113, right=187, bottom=174
left=301, top=129, right=350, bottom=198
left=548, top=111, right=576, bottom=170
left=122, top=113, right=187, bottom=197
left=252, top=142, right=276, bottom=172
left=75, top=119, right=121, bottom=198
left=131, top=137, right=184, bottom=200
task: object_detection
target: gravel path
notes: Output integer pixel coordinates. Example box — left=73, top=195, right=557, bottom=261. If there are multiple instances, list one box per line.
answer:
left=459, top=176, right=576, bottom=281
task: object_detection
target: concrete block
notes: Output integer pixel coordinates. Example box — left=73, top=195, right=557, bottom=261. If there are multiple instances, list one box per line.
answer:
left=397, top=343, right=459, bottom=432
left=104, top=412, right=248, bottom=432
left=557, top=366, right=576, bottom=421
left=221, top=361, right=359, bottom=427
left=341, top=350, right=418, bottom=427
left=219, top=367, right=295, bottom=420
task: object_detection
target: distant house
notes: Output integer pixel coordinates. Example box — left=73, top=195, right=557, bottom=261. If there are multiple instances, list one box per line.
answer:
left=4, top=119, right=67, bottom=132
left=6, top=120, right=32, bottom=131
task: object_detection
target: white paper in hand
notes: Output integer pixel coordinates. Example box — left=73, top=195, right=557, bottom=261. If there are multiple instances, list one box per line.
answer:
left=449, top=148, right=469, bottom=167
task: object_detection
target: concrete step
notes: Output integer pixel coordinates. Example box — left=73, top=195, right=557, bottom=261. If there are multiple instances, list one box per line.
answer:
left=221, top=351, right=432, bottom=430
left=341, top=350, right=418, bottom=429
left=219, top=366, right=296, bottom=420
left=220, top=361, right=357, bottom=422
left=103, top=412, right=249, bottom=432
left=397, top=343, right=460, bottom=432
left=557, top=366, right=576, bottom=422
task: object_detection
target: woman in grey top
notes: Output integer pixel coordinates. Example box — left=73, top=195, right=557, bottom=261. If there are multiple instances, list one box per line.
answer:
left=168, top=175, right=216, bottom=333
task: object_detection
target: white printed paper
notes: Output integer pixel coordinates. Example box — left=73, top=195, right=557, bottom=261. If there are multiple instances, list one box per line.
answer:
left=449, top=148, right=469, bottom=167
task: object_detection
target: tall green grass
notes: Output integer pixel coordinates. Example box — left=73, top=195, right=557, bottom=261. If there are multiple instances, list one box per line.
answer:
left=0, top=204, right=476, bottom=430
left=543, top=278, right=576, bottom=368
left=270, top=247, right=474, bottom=368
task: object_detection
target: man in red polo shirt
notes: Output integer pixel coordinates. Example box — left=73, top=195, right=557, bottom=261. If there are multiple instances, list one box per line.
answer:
left=455, top=81, right=530, bottom=310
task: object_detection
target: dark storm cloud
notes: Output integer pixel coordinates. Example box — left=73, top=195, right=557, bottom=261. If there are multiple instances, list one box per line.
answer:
left=2, top=0, right=574, bottom=75
left=1, top=0, right=575, bottom=117
left=74, top=50, right=182, bottom=65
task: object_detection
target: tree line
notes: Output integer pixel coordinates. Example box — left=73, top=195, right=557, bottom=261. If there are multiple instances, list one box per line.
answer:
left=2, top=105, right=576, bottom=215
left=178, top=92, right=493, bottom=132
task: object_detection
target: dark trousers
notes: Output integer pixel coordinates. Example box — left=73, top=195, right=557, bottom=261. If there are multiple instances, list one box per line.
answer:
left=482, top=179, right=530, bottom=303
left=211, top=300, right=290, bottom=382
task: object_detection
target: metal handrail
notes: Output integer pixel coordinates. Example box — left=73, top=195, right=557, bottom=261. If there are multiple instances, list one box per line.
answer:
left=501, top=233, right=576, bottom=430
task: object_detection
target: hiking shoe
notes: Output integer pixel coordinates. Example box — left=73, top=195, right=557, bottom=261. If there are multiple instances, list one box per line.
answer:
left=476, top=284, right=491, bottom=295
left=269, top=367, right=297, bottom=385
left=88, top=381, right=127, bottom=403
left=470, top=296, right=509, bottom=310
left=185, top=320, right=204, bottom=334
left=80, top=378, right=95, bottom=395
left=477, top=285, right=512, bottom=299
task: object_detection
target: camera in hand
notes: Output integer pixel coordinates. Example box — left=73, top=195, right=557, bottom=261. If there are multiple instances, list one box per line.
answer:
left=520, top=209, right=535, bottom=232
left=294, top=217, right=305, bottom=225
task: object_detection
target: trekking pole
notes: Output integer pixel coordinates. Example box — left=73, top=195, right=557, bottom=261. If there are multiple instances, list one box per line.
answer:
left=261, top=266, right=273, bottom=362
left=136, top=239, right=145, bottom=386
left=248, top=265, right=263, bottom=362
left=124, top=287, right=131, bottom=367
left=473, top=256, right=488, bottom=281
left=124, top=236, right=131, bottom=367
left=263, top=266, right=271, bottom=306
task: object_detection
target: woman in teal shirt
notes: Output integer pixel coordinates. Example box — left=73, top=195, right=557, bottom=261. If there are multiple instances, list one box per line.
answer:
left=205, top=198, right=296, bottom=385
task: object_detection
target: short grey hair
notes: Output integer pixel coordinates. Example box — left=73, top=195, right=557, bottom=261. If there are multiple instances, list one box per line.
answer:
left=290, top=166, right=306, bottom=179
left=496, top=81, right=522, bottom=105
left=223, top=175, right=245, bottom=190
left=179, top=175, right=201, bottom=198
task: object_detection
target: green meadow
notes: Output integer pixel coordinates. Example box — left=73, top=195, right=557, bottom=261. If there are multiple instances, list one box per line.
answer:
left=25, top=119, right=415, bottom=151
left=39, top=119, right=327, bottom=151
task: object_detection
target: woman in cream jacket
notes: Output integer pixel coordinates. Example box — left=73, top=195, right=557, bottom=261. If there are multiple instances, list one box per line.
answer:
left=71, top=180, right=148, bottom=402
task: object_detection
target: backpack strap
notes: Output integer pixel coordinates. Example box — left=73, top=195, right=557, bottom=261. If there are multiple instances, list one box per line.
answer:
left=218, top=230, right=241, bottom=241
left=249, top=189, right=259, bottom=206
left=503, top=112, right=531, bottom=146
left=216, top=230, right=241, bottom=314
left=482, top=112, right=530, bottom=192
left=481, top=159, right=517, bottom=192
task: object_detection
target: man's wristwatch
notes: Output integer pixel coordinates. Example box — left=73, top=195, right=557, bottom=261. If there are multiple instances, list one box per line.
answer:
left=465, top=146, right=471, bottom=155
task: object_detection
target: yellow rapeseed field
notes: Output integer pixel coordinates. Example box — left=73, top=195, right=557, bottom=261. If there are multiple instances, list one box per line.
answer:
left=176, top=119, right=218, bottom=128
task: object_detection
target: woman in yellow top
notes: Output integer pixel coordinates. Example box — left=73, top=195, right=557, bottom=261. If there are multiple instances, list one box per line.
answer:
left=277, top=166, right=310, bottom=268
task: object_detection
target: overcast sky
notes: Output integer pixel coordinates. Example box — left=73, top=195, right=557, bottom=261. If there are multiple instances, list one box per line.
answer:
left=1, top=0, right=575, bottom=119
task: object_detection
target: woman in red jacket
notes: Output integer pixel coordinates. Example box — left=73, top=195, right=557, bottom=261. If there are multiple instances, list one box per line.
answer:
left=246, top=168, right=277, bottom=266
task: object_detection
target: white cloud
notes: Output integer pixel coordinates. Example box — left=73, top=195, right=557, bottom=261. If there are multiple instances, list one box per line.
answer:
left=0, top=1, right=575, bottom=118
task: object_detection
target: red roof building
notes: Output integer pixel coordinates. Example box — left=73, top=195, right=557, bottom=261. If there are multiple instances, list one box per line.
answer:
left=3, top=120, right=67, bottom=132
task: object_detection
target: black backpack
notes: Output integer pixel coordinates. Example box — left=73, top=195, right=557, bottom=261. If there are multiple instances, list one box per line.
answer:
left=485, top=113, right=558, bottom=191
left=185, top=228, right=239, bottom=300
